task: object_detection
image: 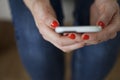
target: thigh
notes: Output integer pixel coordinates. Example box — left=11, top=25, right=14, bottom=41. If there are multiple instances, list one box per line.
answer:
left=73, top=0, right=94, bottom=25
left=9, top=0, right=64, bottom=80
left=72, top=33, right=120, bottom=80
left=72, top=1, right=120, bottom=80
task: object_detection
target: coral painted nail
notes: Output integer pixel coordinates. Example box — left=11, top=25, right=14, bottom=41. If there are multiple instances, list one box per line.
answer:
left=68, top=33, right=76, bottom=39
left=98, top=21, right=105, bottom=29
left=51, top=21, right=59, bottom=29
left=82, top=34, right=89, bottom=40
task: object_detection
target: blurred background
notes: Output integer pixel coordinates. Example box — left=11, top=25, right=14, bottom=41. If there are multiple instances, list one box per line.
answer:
left=0, top=0, right=120, bottom=80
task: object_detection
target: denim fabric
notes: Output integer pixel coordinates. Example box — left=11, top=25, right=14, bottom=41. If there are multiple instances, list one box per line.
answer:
left=9, top=0, right=64, bottom=80
left=72, top=0, right=120, bottom=80
left=9, top=0, right=120, bottom=80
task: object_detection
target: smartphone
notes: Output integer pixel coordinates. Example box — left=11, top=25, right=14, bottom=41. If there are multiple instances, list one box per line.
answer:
left=55, top=26, right=102, bottom=33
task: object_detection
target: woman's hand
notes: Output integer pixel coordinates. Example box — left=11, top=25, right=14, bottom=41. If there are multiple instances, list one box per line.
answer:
left=23, top=0, right=85, bottom=52
left=82, top=0, right=120, bottom=45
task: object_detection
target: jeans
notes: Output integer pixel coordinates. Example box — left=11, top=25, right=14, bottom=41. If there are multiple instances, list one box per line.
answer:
left=9, top=0, right=120, bottom=80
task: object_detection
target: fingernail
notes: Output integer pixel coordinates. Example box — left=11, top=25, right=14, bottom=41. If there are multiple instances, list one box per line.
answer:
left=64, top=33, right=69, bottom=36
left=68, top=33, right=76, bottom=39
left=51, top=21, right=59, bottom=29
left=82, top=34, right=89, bottom=40
left=98, top=21, right=105, bottom=29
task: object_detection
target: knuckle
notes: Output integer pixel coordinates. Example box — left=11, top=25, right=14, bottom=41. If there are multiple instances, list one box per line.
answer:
left=105, top=15, right=110, bottom=21
left=42, top=15, right=48, bottom=22
left=57, top=41, right=64, bottom=47
left=81, top=43, right=86, bottom=47
left=60, top=48, right=68, bottom=53
left=92, top=34, right=98, bottom=41
left=104, top=33, right=109, bottom=40
left=88, top=34, right=101, bottom=44
left=93, top=41, right=100, bottom=44
left=92, top=35, right=102, bottom=44
left=110, top=32, right=117, bottom=39
left=106, top=32, right=113, bottom=39
left=60, top=47, right=71, bottom=53
left=108, top=32, right=112, bottom=38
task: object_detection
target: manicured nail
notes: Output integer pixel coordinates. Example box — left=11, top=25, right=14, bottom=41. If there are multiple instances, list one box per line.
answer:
left=51, top=21, right=59, bottom=29
left=82, top=34, right=89, bottom=40
left=98, top=21, right=105, bottom=29
left=68, top=33, right=76, bottom=39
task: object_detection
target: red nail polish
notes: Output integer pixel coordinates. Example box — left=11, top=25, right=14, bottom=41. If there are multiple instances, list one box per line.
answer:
left=51, top=21, right=59, bottom=29
left=98, top=21, right=105, bottom=29
left=68, top=34, right=76, bottom=39
left=82, top=34, right=89, bottom=40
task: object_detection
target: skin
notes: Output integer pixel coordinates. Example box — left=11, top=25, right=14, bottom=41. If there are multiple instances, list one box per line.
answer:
left=84, top=0, right=120, bottom=45
left=23, top=0, right=120, bottom=52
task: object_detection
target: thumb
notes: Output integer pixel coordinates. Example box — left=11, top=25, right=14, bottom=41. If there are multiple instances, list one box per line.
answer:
left=97, top=5, right=115, bottom=28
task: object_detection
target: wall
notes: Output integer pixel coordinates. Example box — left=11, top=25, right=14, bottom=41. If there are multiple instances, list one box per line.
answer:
left=0, top=0, right=11, bottom=21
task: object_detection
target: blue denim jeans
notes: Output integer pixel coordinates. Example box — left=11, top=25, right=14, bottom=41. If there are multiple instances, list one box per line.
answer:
left=9, top=0, right=120, bottom=80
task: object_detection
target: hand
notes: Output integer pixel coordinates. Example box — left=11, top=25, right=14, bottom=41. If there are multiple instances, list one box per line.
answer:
left=82, top=0, right=120, bottom=45
left=23, top=0, right=85, bottom=52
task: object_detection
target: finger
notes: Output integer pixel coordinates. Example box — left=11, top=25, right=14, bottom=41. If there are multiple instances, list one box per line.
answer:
left=90, top=3, right=100, bottom=25
left=97, top=4, right=116, bottom=28
left=43, top=14, right=59, bottom=29
left=42, top=6, right=59, bottom=29
left=59, top=42, right=85, bottom=52
left=39, top=24, right=83, bottom=46
left=81, top=28, right=116, bottom=45
left=85, top=3, right=119, bottom=45
left=66, top=33, right=83, bottom=42
left=82, top=13, right=119, bottom=45
left=55, top=33, right=83, bottom=46
left=33, top=4, right=59, bottom=29
left=81, top=33, right=100, bottom=44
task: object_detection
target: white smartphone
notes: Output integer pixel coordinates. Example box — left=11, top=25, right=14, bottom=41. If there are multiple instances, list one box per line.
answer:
left=55, top=26, right=102, bottom=33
